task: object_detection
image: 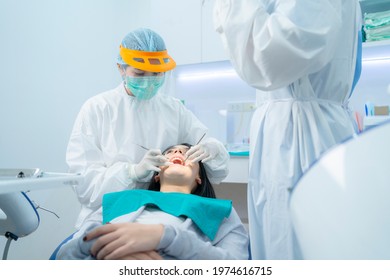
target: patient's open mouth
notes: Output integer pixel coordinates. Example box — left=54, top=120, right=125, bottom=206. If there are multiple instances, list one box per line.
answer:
left=171, top=157, right=184, bottom=165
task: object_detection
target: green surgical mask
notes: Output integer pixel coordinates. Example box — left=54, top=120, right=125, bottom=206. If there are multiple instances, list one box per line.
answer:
left=125, top=75, right=165, bottom=100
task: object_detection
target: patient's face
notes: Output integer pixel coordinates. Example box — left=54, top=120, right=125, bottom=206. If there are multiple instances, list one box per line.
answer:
left=163, top=145, right=190, bottom=163
left=158, top=145, right=201, bottom=193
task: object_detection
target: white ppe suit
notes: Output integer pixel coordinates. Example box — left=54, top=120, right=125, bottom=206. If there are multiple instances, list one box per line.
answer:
left=66, top=83, right=229, bottom=229
left=214, top=0, right=362, bottom=259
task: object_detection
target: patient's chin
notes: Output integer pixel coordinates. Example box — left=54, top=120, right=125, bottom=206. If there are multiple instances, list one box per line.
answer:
left=165, top=166, right=186, bottom=174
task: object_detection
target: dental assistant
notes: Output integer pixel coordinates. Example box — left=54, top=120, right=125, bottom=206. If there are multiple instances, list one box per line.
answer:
left=214, top=0, right=362, bottom=259
left=66, top=28, right=229, bottom=230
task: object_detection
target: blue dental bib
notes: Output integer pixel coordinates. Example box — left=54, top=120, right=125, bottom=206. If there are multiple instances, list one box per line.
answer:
left=102, top=189, right=232, bottom=240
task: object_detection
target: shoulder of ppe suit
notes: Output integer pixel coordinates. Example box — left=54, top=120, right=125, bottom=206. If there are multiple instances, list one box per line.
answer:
left=154, top=94, right=186, bottom=109
left=69, top=87, right=122, bottom=137
left=151, top=95, right=197, bottom=119
left=215, top=1, right=356, bottom=91
left=79, top=86, right=123, bottom=115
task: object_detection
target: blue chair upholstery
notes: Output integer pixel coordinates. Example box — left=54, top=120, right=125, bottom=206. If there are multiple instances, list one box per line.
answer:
left=49, top=232, right=76, bottom=260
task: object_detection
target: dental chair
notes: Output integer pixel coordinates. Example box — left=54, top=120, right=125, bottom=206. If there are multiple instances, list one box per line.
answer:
left=0, top=186, right=40, bottom=260
left=0, top=192, right=40, bottom=260
left=290, top=121, right=390, bottom=259
left=0, top=168, right=83, bottom=260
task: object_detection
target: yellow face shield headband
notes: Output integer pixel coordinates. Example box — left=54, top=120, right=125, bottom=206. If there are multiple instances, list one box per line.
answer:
left=119, top=45, right=176, bottom=73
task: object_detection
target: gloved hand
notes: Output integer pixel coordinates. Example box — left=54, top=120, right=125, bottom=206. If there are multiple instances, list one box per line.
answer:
left=185, top=142, right=218, bottom=163
left=129, top=149, right=171, bottom=179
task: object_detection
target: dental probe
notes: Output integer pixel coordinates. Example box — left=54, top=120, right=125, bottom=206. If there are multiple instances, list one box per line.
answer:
left=134, top=143, right=149, bottom=151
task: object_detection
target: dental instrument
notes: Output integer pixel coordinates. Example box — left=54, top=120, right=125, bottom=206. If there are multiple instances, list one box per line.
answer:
left=134, top=143, right=150, bottom=151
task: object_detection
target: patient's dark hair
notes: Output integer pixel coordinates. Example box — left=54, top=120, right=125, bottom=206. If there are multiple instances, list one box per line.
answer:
left=148, top=143, right=216, bottom=198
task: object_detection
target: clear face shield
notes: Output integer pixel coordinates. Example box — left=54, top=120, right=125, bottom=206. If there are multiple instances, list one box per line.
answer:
left=120, top=65, right=176, bottom=107
left=119, top=45, right=177, bottom=106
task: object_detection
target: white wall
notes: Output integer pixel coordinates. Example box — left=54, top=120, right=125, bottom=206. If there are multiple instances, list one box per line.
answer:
left=0, top=0, right=151, bottom=259
left=349, top=42, right=390, bottom=117
left=174, top=61, right=256, bottom=144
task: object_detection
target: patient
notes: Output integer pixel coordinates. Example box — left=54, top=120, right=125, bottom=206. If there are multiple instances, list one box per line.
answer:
left=56, top=144, right=249, bottom=260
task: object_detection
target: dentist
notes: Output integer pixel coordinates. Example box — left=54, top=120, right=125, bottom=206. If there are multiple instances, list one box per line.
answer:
left=66, top=28, right=229, bottom=230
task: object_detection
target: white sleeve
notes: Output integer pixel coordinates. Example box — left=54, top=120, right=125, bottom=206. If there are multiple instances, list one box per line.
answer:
left=214, top=0, right=343, bottom=90
left=157, top=209, right=249, bottom=260
left=66, top=102, right=134, bottom=209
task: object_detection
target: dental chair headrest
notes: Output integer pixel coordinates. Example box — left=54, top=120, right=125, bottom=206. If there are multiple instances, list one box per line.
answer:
left=0, top=192, right=40, bottom=239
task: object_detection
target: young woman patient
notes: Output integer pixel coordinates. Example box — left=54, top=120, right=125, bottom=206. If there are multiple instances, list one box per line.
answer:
left=56, top=144, right=249, bottom=260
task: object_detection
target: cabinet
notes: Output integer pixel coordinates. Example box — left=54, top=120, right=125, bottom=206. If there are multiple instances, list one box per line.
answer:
left=360, top=0, right=390, bottom=14
left=215, top=156, right=249, bottom=226
left=223, top=156, right=249, bottom=184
